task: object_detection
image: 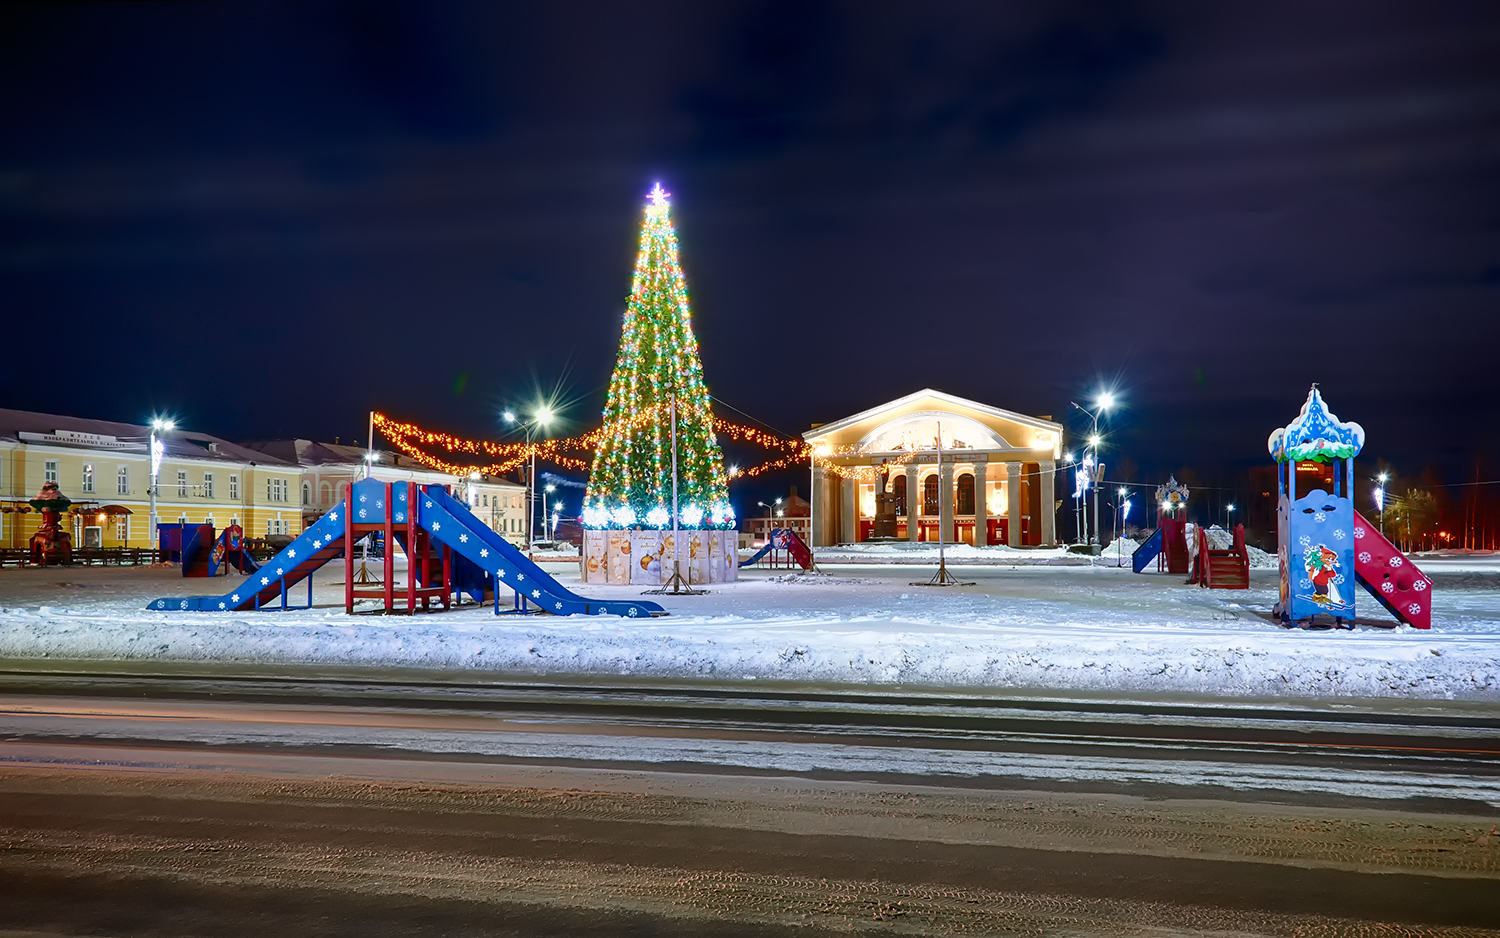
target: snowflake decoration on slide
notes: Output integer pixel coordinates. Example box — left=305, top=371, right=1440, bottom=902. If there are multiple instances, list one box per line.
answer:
left=1313, top=512, right=1326, bottom=523
left=480, top=549, right=488, bottom=558
left=288, top=549, right=297, bottom=558
left=459, top=533, right=468, bottom=543
left=1299, top=578, right=1312, bottom=589
left=628, top=608, right=639, bottom=617
left=1358, top=551, right=1371, bottom=563
left=432, top=521, right=441, bottom=531
left=1299, top=536, right=1311, bottom=548
left=1332, top=529, right=1345, bottom=541
left=1354, top=526, right=1365, bottom=539
left=1407, top=603, right=1421, bottom=615
left=1381, top=581, right=1395, bottom=593
left=231, top=594, right=240, bottom=603
left=1414, top=579, right=1427, bottom=591
left=1389, top=555, right=1403, bottom=567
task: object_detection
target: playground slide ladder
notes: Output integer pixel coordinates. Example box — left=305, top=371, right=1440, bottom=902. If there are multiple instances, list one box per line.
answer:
left=1351, top=510, right=1432, bottom=629
left=1190, top=524, right=1250, bottom=590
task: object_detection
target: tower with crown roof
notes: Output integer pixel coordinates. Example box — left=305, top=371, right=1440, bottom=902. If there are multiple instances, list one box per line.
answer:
left=1267, top=385, right=1365, bottom=624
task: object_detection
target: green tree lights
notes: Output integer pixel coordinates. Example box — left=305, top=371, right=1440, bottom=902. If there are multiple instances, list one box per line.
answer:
left=582, top=184, right=732, bottom=529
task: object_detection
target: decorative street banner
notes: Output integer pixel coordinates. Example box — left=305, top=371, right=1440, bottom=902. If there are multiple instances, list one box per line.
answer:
left=582, top=530, right=608, bottom=585
left=606, top=530, right=631, bottom=585
left=631, top=530, right=665, bottom=585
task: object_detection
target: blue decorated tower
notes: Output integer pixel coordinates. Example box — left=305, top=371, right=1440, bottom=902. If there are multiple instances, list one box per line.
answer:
left=1268, top=386, right=1365, bottom=624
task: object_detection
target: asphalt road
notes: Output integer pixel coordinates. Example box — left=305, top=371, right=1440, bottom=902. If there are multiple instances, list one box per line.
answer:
left=2, top=667, right=1498, bottom=936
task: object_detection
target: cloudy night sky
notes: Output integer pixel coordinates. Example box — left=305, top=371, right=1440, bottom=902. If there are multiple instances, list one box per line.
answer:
left=2, top=1, right=1497, bottom=508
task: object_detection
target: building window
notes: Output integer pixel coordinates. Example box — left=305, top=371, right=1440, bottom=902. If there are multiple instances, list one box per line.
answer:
left=483, top=494, right=489, bottom=507
left=203, top=472, right=214, bottom=498
left=81, top=463, right=95, bottom=493
left=956, top=473, right=975, bottom=515
left=177, top=470, right=188, bottom=497
left=179, top=515, right=188, bottom=525
left=302, top=482, right=311, bottom=506
left=117, top=466, right=129, bottom=495
left=205, top=515, right=215, bottom=529
left=892, top=475, right=907, bottom=516
left=320, top=482, right=331, bottom=506
left=116, top=518, right=128, bottom=541
left=229, top=474, right=239, bottom=499
left=45, top=460, right=58, bottom=484
left=922, top=475, right=939, bottom=516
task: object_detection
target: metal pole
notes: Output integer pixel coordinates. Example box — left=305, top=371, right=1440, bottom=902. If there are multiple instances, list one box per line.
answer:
left=148, top=428, right=158, bottom=550
left=365, top=411, right=374, bottom=480
left=671, top=387, right=679, bottom=549
left=936, top=421, right=946, bottom=570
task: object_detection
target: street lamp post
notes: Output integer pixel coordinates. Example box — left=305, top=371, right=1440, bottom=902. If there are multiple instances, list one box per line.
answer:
left=503, top=407, right=554, bottom=549
left=1071, top=393, right=1114, bottom=549
left=1226, top=503, right=1236, bottom=531
left=148, top=418, right=174, bottom=557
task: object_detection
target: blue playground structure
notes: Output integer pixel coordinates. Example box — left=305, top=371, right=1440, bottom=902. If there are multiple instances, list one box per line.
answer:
left=148, top=477, right=665, bottom=618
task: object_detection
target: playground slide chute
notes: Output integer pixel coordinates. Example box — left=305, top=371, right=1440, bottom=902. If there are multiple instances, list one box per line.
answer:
left=739, top=528, right=813, bottom=570
left=1131, top=528, right=1163, bottom=574
left=149, top=478, right=666, bottom=618
left=150, top=510, right=347, bottom=612
left=417, top=485, right=665, bottom=618
left=1351, top=510, right=1432, bottom=629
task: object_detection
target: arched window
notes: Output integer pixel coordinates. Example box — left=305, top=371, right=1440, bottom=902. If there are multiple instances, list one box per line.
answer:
left=922, top=475, right=939, bottom=516
left=956, top=473, right=975, bottom=515
left=336, top=482, right=348, bottom=505
left=301, top=482, right=311, bottom=506
left=892, top=475, right=907, bottom=516
left=320, top=482, right=332, bottom=506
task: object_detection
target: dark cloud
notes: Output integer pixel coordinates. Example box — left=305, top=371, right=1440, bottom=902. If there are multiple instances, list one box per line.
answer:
left=1, top=0, right=1497, bottom=509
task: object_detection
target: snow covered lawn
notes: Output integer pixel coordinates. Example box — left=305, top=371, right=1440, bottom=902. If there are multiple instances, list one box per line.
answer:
left=1, top=556, right=1497, bottom=701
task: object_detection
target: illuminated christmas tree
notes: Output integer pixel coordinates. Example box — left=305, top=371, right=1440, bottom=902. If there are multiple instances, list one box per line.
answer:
left=583, top=184, right=733, bottom=529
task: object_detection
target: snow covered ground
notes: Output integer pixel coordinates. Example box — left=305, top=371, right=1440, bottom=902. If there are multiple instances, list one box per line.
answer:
left=1, top=554, right=1497, bottom=701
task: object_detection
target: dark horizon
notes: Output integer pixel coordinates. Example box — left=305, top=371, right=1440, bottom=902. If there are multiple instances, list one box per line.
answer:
left=3, top=2, right=1497, bottom=537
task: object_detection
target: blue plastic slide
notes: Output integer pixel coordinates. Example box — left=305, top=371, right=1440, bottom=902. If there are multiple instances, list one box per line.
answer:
left=1131, top=528, right=1163, bottom=574
left=148, top=477, right=665, bottom=618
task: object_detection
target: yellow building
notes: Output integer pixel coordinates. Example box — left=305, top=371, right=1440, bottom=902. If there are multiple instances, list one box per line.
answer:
left=803, top=389, right=1063, bottom=548
left=241, top=440, right=528, bottom=540
left=0, top=408, right=302, bottom=549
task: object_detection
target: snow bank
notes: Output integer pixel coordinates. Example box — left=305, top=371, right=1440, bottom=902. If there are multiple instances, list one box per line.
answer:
left=1, top=559, right=1497, bottom=701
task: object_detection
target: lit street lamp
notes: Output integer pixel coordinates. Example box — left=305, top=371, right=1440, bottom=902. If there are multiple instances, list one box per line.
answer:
left=1226, top=503, right=1236, bottom=531
left=148, top=417, right=174, bottom=553
left=1375, top=471, right=1389, bottom=536
left=1070, top=393, right=1115, bottom=548
left=502, top=407, right=555, bottom=548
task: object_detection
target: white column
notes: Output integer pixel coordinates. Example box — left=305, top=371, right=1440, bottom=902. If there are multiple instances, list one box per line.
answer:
left=1006, top=461, right=1022, bottom=547
left=974, top=459, right=989, bottom=547
left=905, top=463, right=919, bottom=542
left=811, top=465, right=827, bottom=547
left=840, top=471, right=856, bottom=545
left=1039, top=460, right=1057, bottom=546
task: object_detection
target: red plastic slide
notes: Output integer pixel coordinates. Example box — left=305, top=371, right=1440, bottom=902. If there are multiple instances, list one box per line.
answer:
left=1352, top=510, right=1432, bottom=629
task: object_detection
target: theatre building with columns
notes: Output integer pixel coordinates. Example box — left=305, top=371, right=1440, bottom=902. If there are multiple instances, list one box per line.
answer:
left=804, top=389, right=1062, bottom=548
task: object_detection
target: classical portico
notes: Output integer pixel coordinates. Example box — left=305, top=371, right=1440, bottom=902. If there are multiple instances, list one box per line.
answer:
left=804, top=389, right=1061, bottom=548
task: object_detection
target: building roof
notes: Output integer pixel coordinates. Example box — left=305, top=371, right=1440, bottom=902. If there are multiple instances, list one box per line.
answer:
left=0, top=407, right=294, bottom=466
left=802, top=388, right=1063, bottom=442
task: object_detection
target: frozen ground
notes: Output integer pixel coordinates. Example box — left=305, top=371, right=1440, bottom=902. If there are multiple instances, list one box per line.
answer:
left=0, top=554, right=1497, bottom=701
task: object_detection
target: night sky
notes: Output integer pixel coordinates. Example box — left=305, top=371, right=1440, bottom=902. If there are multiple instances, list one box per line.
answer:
left=3, top=2, right=1498, bottom=519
